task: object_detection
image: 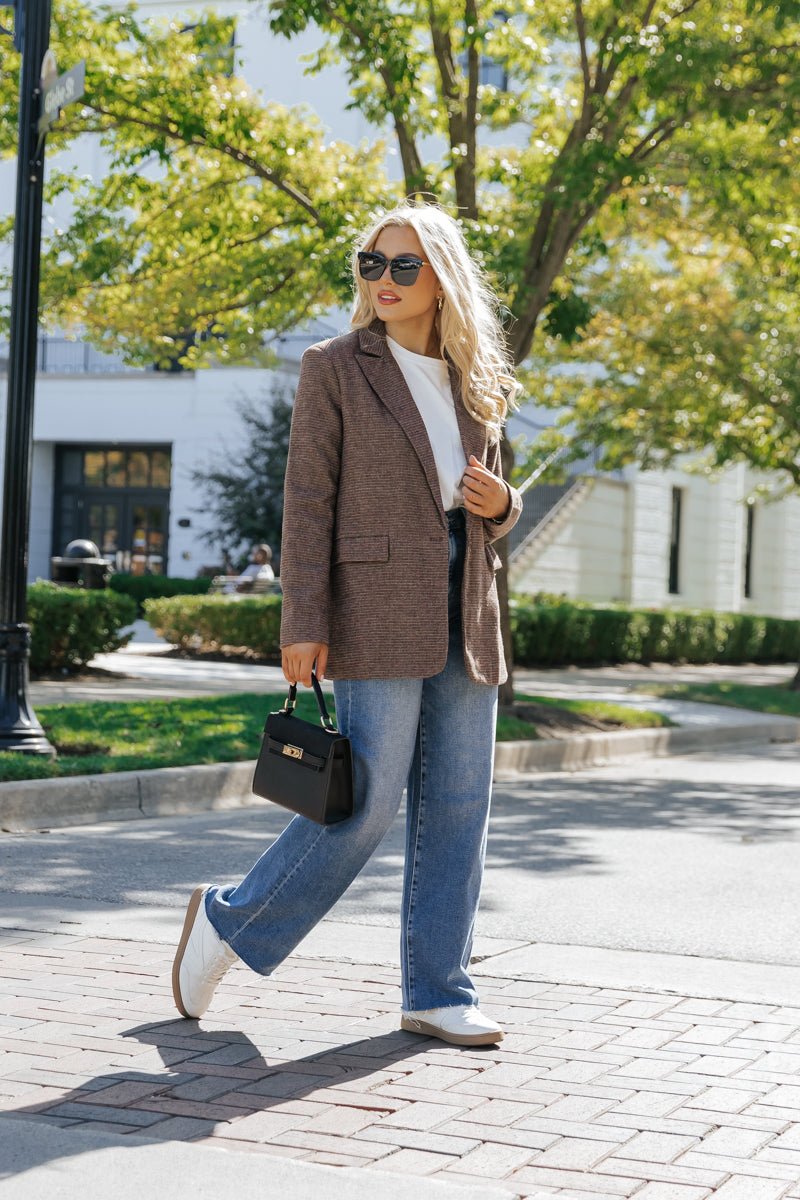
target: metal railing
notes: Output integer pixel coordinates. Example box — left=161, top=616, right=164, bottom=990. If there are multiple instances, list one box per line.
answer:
left=508, top=444, right=603, bottom=556
left=0, top=336, right=151, bottom=375
left=0, top=322, right=342, bottom=375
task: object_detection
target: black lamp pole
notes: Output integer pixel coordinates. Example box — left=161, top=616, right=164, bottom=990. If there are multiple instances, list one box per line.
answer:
left=0, top=0, right=55, bottom=754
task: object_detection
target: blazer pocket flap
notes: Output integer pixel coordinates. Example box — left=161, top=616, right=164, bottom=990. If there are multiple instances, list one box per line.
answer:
left=485, top=544, right=502, bottom=572
left=334, top=534, right=389, bottom=564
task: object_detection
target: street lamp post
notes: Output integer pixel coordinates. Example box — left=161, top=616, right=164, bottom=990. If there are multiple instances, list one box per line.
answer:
left=0, top=0, right=55, bottom=754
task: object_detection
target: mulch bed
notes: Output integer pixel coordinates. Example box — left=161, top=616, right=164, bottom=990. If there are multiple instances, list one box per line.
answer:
left=502, top=701, right=629, bottom=739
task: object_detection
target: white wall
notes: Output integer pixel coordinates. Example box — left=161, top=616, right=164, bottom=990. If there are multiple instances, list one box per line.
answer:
left=26, top=364, right=296, bottom=579
left=513, top=460, right=800, bottom=619
left=636, top=464, right=800, bottom=618
left=510, top=478, right=629, bottom=602
left=742, top=474, right=800, bottom=620
left=625, top=471, right=672, bottom=608
left=29, top=441, right=54, bottom=580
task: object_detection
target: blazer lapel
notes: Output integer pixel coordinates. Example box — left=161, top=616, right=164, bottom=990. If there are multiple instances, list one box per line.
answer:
left=356, top=321, right=445, bottom=523
left=355, top=319, right=487, bottom=523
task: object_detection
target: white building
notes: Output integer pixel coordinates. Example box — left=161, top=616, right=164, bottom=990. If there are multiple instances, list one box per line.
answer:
left=1, top=0, right=798, bottom=617
left=507, top=464, right=800, bottom=618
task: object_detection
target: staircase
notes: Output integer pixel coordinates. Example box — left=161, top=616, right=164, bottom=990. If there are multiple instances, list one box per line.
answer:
left=508, top=475, right=596, bottom=580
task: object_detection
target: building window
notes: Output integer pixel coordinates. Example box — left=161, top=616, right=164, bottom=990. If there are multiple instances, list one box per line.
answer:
left=743, top=501, right=755, bottom=599
left=53, top=444, right=172, bottom=576
left=668, top=486, right=682, bottom=595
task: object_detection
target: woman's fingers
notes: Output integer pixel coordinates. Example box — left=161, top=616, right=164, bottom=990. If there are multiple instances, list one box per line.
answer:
left=462, top=463, right=504, bottom=517
left=281, top=643, right=327, bottom=687
left=316, top=645, right=328, bottom=682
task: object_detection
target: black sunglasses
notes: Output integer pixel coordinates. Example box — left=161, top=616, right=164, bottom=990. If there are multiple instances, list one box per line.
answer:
left=357, top=250, right=431, bottom=286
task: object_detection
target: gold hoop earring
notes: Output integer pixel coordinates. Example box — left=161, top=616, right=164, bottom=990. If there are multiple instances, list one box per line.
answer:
left=437, top=295, right=443, bottom=311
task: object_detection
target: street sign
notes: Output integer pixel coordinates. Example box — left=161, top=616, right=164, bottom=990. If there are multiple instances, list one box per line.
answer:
left=37, top=57, right=85, bottom=134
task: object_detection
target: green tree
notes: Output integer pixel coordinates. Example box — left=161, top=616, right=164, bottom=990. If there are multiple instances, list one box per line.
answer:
left=2, top=0, right=798, bottom=702
left=191, top=384, right=293, bottom=565
left=0, top=3, right=384, bottom=368
left=518, top=117, right=800, bottom=682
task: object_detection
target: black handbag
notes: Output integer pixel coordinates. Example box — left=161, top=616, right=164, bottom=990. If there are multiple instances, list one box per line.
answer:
left=252, top=670, right=354, bottom=825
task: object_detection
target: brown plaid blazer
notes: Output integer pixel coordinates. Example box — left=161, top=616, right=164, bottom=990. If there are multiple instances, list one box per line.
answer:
left=278, top=317, right=522, bottom=685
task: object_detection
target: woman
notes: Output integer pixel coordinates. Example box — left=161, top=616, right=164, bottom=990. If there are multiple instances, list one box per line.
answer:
left=172, top=199, right=522, bottom=1046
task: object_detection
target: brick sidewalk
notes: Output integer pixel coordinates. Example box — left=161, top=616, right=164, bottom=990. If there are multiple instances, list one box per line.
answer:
left=2, top=927, right=800, bottom=1198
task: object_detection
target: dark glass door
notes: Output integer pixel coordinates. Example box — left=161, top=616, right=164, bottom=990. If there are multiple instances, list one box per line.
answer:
left=53, top=445, right=171, bottom=575
left=128, top=494, right=167, bottom=575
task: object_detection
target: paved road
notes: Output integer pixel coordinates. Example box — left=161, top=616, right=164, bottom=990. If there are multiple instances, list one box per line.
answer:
left=3, top=740, right=798, bottom=967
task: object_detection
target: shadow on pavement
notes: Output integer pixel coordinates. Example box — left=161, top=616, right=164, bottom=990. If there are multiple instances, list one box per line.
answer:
left=1, top=1021, right=470, bottom=1179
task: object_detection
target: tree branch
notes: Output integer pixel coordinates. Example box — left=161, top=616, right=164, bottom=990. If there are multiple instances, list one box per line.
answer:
left=332, top=11, right=428, bottom=192
left=174, top=267, right=296, bottom=325
left=574, top=0, right=592, bottom=106
left=427, top=0, right=477, bottom=216
left=83, top=102, right=324, bottom=225
left=595, top=0, right=657, bottom=96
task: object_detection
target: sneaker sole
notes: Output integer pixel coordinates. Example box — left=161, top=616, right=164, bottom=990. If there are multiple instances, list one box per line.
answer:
left=400, top=1015, right=504, bottom=1046
left=171, top=885, right=207, bottom=1018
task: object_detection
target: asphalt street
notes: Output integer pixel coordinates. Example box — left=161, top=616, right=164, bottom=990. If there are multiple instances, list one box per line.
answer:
left=2, top=740, right=798, bottom=968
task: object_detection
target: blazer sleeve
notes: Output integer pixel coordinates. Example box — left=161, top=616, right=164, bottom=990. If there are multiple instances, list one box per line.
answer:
left=483, top=435, right=523, bottom=545
left=279, top=343, right=342, bottom=648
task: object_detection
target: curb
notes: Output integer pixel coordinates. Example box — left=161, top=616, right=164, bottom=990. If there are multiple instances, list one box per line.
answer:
left=1, top=718, right=797, bottom=833
left=0, top=759, right=260, bottom=833
left=492, top=714, right=800, bottom=777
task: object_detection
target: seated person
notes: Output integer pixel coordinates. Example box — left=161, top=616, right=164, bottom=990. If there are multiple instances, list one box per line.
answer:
left=227, top=544, right=275, bottom=593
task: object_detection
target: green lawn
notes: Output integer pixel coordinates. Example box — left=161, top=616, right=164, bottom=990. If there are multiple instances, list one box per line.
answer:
left=639, top=680, right=800, bottom=718
left=496, top=692, right=672, bottom=741
left=0, top=690, right=671, bottom=782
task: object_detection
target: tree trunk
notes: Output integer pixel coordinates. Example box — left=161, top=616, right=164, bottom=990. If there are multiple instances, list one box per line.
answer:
left=791, top=662, right=800, bottom=691
left=497, top=432, right=516, bottom=710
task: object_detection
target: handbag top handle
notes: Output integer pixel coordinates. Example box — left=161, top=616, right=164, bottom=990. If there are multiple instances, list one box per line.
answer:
left=283, top=670, right=337, bottom=731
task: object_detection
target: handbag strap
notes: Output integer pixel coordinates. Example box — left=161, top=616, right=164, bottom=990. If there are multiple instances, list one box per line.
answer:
left=283, top=669, right=337, bottom=731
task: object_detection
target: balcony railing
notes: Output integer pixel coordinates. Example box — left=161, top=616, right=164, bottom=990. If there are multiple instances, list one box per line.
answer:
left=507, top=445, right=604, bottom=555
left=0, top=322, right=341, bottom=375
left=0, top=336, right=151, bottom=375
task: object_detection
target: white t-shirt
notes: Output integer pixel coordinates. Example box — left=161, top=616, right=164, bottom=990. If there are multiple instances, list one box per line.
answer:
left=387, top=336, right=467, bottom=511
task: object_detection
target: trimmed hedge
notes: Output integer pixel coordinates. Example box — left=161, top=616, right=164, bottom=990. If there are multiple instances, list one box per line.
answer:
left=28, top=582, right=137, bottom=674
left=144, top=593, right=282, bottom=657
left=510, top=598, right=800, bottom=667
left=110, top=573, right=212, bottom=616
left=145, top=592, right=800, bottom=668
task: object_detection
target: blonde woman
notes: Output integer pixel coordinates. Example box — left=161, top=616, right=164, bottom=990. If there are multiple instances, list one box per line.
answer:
left=172, top=199, right=522, bottom=1045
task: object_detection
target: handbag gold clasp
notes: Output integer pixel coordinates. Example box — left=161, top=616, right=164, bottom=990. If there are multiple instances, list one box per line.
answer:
left=282, top=743, right=303, bottom=760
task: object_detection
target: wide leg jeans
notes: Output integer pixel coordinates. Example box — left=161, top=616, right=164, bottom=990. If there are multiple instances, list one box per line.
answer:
left=205, top=507, right=499, bottom=1011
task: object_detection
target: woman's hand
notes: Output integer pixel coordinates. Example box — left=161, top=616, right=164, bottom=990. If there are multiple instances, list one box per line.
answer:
left=461, top=454, right=510, bottom=520
left=282, top=642, right=329, bottom=687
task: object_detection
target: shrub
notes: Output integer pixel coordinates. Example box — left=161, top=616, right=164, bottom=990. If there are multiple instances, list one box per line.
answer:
left=28, top=583, right=137, bottom=674
left=109, top=573, right=212, bottom=616
left=145, top=591, right=799, bottom=669
left=144, top=594, right=282, bottom=657
left=510, top=597, right=800, bottom=668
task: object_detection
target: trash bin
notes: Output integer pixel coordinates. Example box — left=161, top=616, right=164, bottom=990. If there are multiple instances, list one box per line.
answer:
left=50, top=539, right=113, bottom=589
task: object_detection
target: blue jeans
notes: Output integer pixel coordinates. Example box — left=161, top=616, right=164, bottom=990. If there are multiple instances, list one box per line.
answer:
left=205, top=507, right=499, bottom=1011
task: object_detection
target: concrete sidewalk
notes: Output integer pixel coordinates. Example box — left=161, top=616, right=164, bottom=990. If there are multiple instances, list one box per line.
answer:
left=2, top=916, right=800, bottom=1199
left=30, top=618, right=798, bottom=710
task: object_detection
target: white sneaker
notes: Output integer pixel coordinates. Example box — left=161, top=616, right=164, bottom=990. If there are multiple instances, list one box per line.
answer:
left=401, top=1005, right=504, bottom=1046
left=172, top=885, right=239, bottom=1018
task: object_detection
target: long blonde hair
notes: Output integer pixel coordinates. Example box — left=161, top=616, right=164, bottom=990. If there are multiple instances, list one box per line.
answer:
left=350, top=200, right=521, bottom=442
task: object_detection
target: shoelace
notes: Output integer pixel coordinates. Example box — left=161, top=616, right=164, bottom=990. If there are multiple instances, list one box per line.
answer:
left=206, top=948, right=236, bottom=985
